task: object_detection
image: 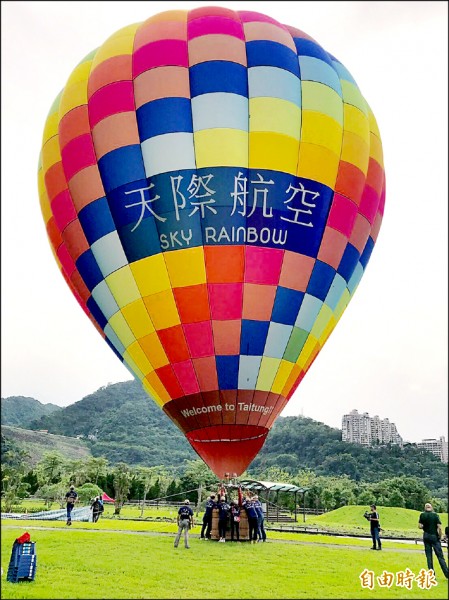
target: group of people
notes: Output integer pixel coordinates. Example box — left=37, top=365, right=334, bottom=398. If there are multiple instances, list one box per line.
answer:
left=64, top=485, right=104, bottom=525
left=365, top=502, right=448, bottom=580
left=174, top=491, right=267, bottom=549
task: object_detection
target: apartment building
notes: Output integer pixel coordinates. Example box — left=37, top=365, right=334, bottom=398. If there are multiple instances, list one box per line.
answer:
left=416, top=436, right=448, bottom=463
left=342, top=409, right=403, bottom=447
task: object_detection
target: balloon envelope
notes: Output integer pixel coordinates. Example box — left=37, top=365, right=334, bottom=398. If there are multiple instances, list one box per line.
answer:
left=38, top=7, right=385, bottom=478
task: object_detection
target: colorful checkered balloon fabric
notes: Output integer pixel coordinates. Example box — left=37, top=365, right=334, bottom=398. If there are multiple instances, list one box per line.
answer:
left=38, top=7, right=385, bottom=477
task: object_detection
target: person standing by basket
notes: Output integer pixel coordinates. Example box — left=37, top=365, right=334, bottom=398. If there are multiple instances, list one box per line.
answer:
left=230, top=501, right=241, bottom=541
left=200, top=494, right=217, bottom=540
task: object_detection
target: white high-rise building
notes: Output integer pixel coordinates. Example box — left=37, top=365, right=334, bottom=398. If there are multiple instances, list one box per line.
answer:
left=342, top=409, right=403, bottom=447
left=416, top=436, right=448, bottom=463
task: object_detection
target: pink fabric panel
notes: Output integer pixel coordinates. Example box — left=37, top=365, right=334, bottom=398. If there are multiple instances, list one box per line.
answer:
left=193, top=357, right=219, bottom=392
left=359, top=184, right=379, bottom=224
left=238, top=11, right=286, bottom=28
left=188, top=16, right=245, bottom=40
left=51, top=189, right=77, bottom=231
left=172, top=360, right=200, bottom=395
left=244, top=246, right=283, bottom=285
left=61, top=134, right=97, bottom=181
left=133, top=40, right=188, bottom=78
left=183, top=321, right=214, bottom=358
left=88, top=81, right=135, bottom=128
left=56, top=244, right=76, bottom=277
left=208, top=283, right=243, bottom=320
left=326, top=193, right=358, bottom=238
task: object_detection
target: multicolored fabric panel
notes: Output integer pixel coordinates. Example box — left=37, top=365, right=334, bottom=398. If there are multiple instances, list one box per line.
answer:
left=38, top=7, right=385, bottom=478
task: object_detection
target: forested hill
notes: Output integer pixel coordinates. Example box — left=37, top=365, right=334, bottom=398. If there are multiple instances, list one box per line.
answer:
left=1, top=396, right=61, bottom=427
left=249, top=415, right=447, bottom=497
left=6, top=381, right=446, bottom=497
left=28, top=381, right=196, bottom=467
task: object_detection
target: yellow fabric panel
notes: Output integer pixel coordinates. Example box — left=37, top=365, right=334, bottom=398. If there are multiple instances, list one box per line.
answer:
left=319, top=315, right=337, bottom=346
left=341, top=131, right=370, bottom=175
left=256, top=356, right=282, bottom=391
left=91, top=25, right=139, bottom=69
left=41, top=136, right=62, bottom=172
left=108, top=312, right=135, bottom=348
left=249, top=98, right=301, bottom=139
left=301, top=81, right=344, bottom=125
left=271, top=359, right=295, bottom=394
left=297, top=142, right=339, bottom=188
left=122, top=353, right=145, bottom=381
left=140, top=333, right=169, bottom=369
left=42, top=112, right=61, bottom=145
left=121, top=299, right=155, bottom=338
left=368, top=105, right=381, bottom=138
left=125, top=341, right=154, bottom=376
left=130, top=254, right=171, bottom=296
left=142, top=379, right=165, bottom=406
left=194, top=129, right=248, bottom=168
left=38, top=169, right=52, bottom=224
left=301, top=111, right=343, bottom=156
left=164, top=247, right=206, bottom=287
left=249, top=132, right=299, bottom=174
left=143, top=373, right=171, bottom=404
left=303, top=340, right=321, bottom=372
left=143, top=290, right=180, bottom=329
left=369, top=132, right=384, bottom=168
left=341, top=81, right=368, bottom=115
left=65, top=61, right=92, bottom=87
left=310, top=304, right=333, bottom=339
left=59, top=80, right=88, bottom=117
left=106, top=266, right=142, bottom=307
left=296, top=335, right=318, bottom=370
left=343, top=105, right=370, bottom=145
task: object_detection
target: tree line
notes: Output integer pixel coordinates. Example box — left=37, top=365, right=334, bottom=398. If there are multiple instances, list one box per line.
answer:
left=1, top=435, right=446, bottom=516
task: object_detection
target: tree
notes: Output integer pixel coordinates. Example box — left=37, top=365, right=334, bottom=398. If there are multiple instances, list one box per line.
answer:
left=36, top=452, right=66, bottom=487
left=112, top=462, right=132, bottom=515
left=1, top=446, right=31, bottom=511
left=77, top=483, right=103, bottom=504
left=178, top=460, right=218, bottom=515
left=38, top=482, right=69, bottom=509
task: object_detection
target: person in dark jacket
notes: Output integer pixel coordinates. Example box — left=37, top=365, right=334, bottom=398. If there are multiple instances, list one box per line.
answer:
left=200, top=494, right=216, bottom=540
left=364, top=504, right=382, bottom=550
left=65, top=485, right=78, bottom=526
left=174, top=499, right=194, bottom=549
left=230, top=501, right=241, bottom=541
left=217, top=497, right=230, bottom=542
left=253, top=495, right=267, bottom=542
left=90, top=496, right=104, bottom=523
left=419, top=503, right=448, bottom=579
left=243, top=495, right=259, bottom=543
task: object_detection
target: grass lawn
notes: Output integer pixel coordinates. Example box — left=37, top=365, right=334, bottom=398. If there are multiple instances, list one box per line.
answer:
left=1, top=519, right=448, bottom=599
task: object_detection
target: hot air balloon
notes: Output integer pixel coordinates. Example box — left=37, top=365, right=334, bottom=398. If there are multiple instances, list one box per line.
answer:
left=38, top=7, right=385, bottom=479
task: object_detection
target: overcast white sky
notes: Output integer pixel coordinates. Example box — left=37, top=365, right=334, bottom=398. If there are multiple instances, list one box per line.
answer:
left=1, top=1, right=447, bottom=444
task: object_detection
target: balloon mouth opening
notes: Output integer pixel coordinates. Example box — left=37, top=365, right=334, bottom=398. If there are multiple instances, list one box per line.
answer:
left=186, top=425, right=268, bottom=478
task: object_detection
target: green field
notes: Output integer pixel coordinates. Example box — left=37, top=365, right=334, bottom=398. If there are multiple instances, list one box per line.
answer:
left=1, top=514, right=448, bottom=599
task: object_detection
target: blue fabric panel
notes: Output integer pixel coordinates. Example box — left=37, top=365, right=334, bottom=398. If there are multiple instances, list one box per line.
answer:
left=337, top=243, right=360, bottom=282
left=359, top=236, right=375, bottom=269
left=240, top=320, right=270, bottom=355
left=118, top=219, right=161, bottom=262
left=291, top=38, right=334, bottom=67
left=86, top=296, right=107, bottom=330
left=189, top=61, right=248, bottom=97
left=98, top=146, right=146, bottom=193
left=137, top=97, right=193, bottom=141
left=216, top=355, right=239, bottom=390
left=248, top=66, right=301, bottom=105
left=104, top=323, right=126, bottom=355
left=307, top=260, right=336, bottom=301
left=106, top=336, right=125, bottom=362
left=78, top=197, right=116, bottom=245
left=324, top=273, right=347, bottom=311
left=107, top=179, right=151, bottom=229
left=295, top=294, right=323, bottom=331
left=246, top=41, right=300, bottom=76
left=330, top=59, right=357, bottom=84
left=91, top=280, right=119, bottom=320
left=158, top=210, right=203, bottom=251
left=347, top=262, right=364, bottom=295
left=238, top=355, right=262, bottom=389
left=264, top=322, right=293, bottom=359
left=297, top=56, right=342, bottom=96
left=76, top=249, right=104, bottom=291
left=271, top=287, right=305, bottom=325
